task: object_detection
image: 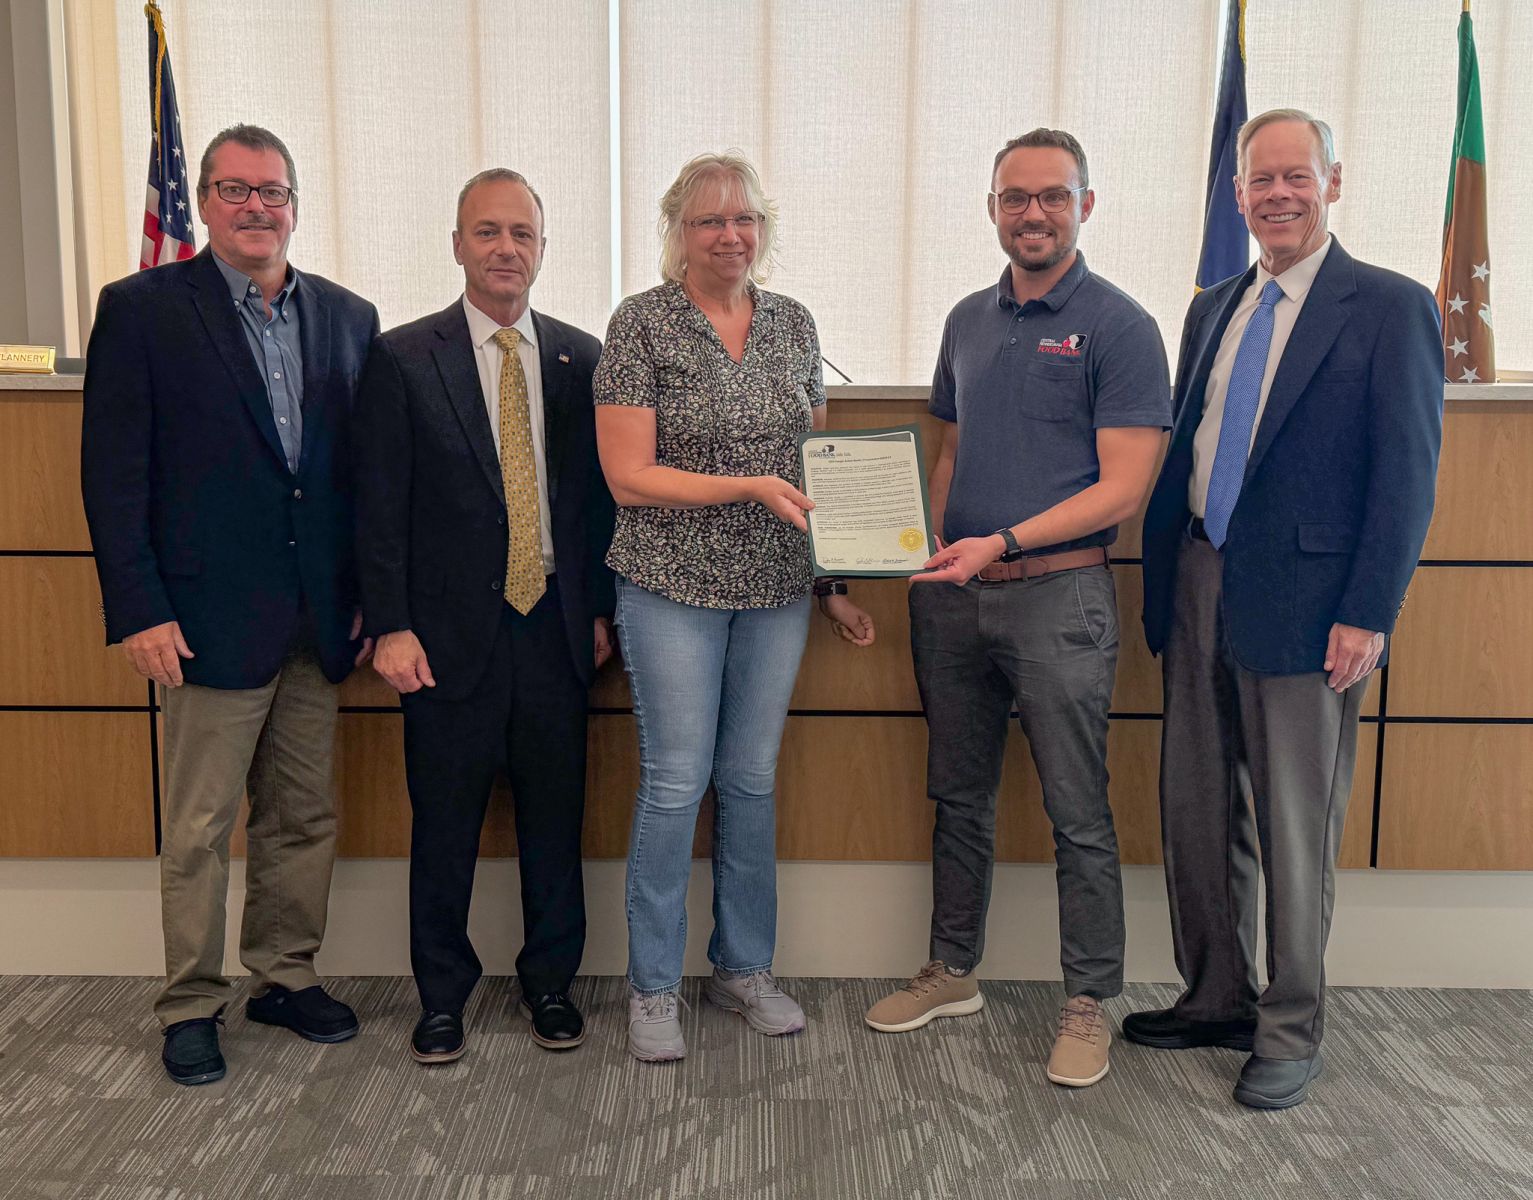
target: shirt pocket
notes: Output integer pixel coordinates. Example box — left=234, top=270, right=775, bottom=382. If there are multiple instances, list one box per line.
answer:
left=1021, top=359, right=1086, bottom=423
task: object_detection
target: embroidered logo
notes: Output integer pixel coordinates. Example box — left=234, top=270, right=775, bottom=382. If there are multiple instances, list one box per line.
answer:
left=1036, top=333, right=1087, bottom=358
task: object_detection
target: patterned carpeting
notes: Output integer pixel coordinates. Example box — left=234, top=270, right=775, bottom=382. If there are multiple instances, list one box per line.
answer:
left=0, top=976, right=1530, bottom=1200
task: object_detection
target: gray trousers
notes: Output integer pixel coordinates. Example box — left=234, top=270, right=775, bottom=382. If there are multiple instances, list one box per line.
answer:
left=910, top=565, right=1124, bottom=999
left=1160, top=533, right=1364, bottom=1059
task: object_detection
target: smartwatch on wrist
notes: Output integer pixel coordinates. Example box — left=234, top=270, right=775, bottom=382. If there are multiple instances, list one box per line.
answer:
left=993, top=527, right=1024, bottom=561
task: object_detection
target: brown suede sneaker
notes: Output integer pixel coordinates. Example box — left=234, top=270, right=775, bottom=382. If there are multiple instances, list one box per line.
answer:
left=864, top=961, right=983, bottom=1033
left=1046, top=995, right=1111, bottom=1086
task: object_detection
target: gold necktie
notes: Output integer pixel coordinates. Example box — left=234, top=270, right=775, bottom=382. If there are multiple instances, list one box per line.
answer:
left=493, top=327, right=546, bottom=615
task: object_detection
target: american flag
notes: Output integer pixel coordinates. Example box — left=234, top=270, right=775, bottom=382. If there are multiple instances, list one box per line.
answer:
left=139, top=2, right=195, bottom=269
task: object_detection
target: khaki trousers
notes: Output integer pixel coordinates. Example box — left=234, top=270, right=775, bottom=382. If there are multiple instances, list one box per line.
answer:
left=156, top=645, right=340, bottom=1026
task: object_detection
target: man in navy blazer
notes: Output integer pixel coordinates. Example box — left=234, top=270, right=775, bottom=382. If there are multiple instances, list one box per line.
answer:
left=81, top=125, right=379, bottom=1086
left=353, top=169, right=616, bottom=1065
left=1124, top=110, right=1443, bottom=1108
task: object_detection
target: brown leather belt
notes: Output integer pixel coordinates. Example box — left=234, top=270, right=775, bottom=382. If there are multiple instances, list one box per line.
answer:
left=975, top=545, right=1108, bottom=582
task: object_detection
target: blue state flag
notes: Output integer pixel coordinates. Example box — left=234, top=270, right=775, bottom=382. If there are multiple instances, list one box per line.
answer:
left=1197, top=0, right=1248, bottom=289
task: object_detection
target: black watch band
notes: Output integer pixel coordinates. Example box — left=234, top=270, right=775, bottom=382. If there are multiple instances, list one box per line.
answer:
left=813, top=578, right=849, bottom=597
left=993, top=527, right=1023, bottom=560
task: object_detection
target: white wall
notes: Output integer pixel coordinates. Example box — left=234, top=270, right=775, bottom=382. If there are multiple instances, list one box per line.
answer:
left=2, top=858, right=1530, bottom=989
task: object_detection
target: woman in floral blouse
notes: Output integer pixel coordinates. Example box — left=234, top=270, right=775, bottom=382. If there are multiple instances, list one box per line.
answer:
left=594, top=153, right=874, bottom=1062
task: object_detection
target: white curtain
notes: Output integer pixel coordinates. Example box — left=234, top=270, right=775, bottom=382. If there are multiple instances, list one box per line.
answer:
left=66, top=0, right=1532, bottom=378
left=1246, top=0, right=1531, bottom=376
left=620, top=0, right=1222, bottom=383
left=66, top=0, right=611, bottom=335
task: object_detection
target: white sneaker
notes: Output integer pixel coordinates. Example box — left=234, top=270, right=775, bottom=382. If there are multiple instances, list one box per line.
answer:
left=703, top=969, right=807, bottom=1036
left=627, top=987, right=686, bottom=1062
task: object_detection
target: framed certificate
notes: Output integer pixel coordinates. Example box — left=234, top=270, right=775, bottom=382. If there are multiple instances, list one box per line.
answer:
left=798, top=424, right=936, bottom=577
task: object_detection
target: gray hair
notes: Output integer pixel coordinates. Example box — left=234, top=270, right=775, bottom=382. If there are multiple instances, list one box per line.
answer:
left=658, top=153, right=779, bottom=284
left=992, top=128, right=1090, bottom=190
left=1237, top=108, right=1337, bottom=175
left=456, top=168, right=545, bottom=231
left=198, top=124, right=297, bottom=192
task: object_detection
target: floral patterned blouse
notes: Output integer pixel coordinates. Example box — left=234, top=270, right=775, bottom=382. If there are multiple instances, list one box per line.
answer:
left=593, top=280, right=826, bottom=610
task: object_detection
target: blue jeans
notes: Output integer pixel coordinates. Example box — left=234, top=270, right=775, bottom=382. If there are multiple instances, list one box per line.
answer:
left=615, top=576, right=811, bottom=995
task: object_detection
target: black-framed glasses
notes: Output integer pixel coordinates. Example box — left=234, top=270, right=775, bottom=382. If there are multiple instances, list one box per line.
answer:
left=988, top=186, right=1085, bottom=215
left=204, top=179, right=296, bottom=207
left=687, top=211, right=765, bottom=232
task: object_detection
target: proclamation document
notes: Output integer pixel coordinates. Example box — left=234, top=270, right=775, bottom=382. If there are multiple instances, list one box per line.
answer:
left=799, top=424, right=935, bottom=576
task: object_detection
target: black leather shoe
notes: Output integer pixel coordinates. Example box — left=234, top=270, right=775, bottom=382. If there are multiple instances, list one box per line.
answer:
left=1234, top=1052, right=1324, bottom=1109
left=1121, top=1007, right=1256, bottom=1051
left=411, top=1010, right=465, bottom=1064
left=520, top=991, right=586, bottom=1050
left=162, top=1016, right=226, bottom=1086
left=247, top=984, right=359, bottom=1043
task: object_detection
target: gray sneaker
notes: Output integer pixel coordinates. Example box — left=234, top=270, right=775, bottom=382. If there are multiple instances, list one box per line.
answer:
left=627, top=988, right=686, bottom=1062
left=704, top=969, right=807, bottom=1036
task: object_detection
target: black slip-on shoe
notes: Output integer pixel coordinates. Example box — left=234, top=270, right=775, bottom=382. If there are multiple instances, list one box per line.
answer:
left=246, top=984, right=359, bottom=1043
left=162, top=1016, right=226, bottom=1086
left=520, top=991, right=586, bottom=1050
left=1121, top=1007, right=1256, bottom=1051
left=1234, top=1052, right=1324, bottom=1109
left=411, top=1010, right=465, bottom=1064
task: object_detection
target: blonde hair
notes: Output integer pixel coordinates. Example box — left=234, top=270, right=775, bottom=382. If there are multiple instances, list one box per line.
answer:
left=1237, top=108, right=1337, bottom=177
left=657, top=153, right=779, bottom=284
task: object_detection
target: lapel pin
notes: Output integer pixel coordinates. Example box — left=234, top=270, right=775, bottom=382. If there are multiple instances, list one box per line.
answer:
left=558, top=352, right=570, bottom=363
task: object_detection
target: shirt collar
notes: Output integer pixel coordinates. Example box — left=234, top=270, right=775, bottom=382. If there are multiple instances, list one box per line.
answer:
left=1255, top=234, right=1333, bottom=304
left=994, top=252, right=1090, bottom=312
left=462, top=295, right=538, bottom=351
left=212, top=250, right=298, bottom=314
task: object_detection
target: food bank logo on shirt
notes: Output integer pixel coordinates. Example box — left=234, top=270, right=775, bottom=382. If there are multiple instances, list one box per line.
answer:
left=1036, top=334, right=1088, bottom=358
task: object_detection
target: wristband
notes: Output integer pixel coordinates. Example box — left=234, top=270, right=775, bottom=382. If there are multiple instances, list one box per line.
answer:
left=812, top=578, right=849, bottom=597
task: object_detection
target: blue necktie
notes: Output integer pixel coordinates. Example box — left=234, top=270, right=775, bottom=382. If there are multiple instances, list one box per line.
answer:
left=1203, top=279, right=1284, bottom=549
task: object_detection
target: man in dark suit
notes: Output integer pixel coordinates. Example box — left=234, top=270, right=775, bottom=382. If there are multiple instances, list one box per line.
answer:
left=1125, top=110, right=1443, bottom=1108
left=354, top=168, right=615, bottom=1063
left=81, top=125, right=379, bottom=1085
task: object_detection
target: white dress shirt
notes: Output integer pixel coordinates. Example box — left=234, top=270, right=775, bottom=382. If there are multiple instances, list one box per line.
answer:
left=463, top=296, right=555, bottom=571
left=1189, top=236, right=1333, bottom=516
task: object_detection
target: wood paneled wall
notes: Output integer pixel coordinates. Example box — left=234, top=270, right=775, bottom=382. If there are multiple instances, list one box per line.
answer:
left=4, top=387, right=1529, bottom=870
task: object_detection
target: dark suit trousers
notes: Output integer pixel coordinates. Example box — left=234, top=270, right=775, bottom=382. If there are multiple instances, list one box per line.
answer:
left=1159, top=533, right=1364, bottom=1059
left=401, top=578, right=588, bottom=1014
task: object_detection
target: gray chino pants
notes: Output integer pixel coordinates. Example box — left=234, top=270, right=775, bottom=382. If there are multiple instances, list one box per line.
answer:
left=1160, top=532, right=1364, bottom=1059
left=910, top=564, right=1124, bottom=999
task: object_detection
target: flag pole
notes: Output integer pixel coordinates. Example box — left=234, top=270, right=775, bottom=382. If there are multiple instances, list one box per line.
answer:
left=146, top=3, right=166, bottom=148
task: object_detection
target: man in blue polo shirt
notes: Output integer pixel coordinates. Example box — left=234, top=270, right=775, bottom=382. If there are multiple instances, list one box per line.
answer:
left=864, top=129, right=1170, bottom=1089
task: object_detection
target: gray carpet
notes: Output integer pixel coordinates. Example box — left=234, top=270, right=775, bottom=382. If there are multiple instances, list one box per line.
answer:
left=0, top=977, right=1529, bottom=1200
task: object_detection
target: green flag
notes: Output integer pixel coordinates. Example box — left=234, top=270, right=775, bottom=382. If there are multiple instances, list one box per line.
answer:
left=1435, top=4, right=1495, bottom=383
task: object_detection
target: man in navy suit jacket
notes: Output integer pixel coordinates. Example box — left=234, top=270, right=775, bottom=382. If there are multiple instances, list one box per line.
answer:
left=1123, top=110, right=1443, bottom=1109
left=81, top=125, right=379, bottom=1086
left=353, top=169, right=615, bottom=1065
